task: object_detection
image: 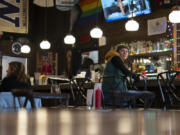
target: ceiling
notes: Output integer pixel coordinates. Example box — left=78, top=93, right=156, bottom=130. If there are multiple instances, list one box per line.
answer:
left=1, top=0, right=174, bottom=50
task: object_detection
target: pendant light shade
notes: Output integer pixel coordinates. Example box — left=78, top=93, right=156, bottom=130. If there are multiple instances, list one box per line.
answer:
left=125, top=19, right=139, bottom=31
left=21, top=45, right=31, bottom=53
left=169, top=9, right=180, bottom=23
left=90, top=27, right=103, bottom=38
left=40, top=40, right=51, bottom=49
left=64, top=34, right=76, bottom=44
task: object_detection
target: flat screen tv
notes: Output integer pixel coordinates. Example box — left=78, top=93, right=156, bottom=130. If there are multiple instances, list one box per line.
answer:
left=101, top=0, right=151, bottom=22
left=81, top=50, right=99, bottom=64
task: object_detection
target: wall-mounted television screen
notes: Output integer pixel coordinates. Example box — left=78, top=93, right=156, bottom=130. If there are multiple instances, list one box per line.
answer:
left=101, top=0, right=151, bottom=22
left=81, top=50, right=99, bottom=64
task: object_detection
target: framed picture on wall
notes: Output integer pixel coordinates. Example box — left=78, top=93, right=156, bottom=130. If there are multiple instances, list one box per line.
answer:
left=36, top=52, right=58, bottom=75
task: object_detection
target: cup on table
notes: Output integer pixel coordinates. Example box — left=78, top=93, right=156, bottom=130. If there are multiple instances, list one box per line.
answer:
left=30, top=77, right=34, bottom=86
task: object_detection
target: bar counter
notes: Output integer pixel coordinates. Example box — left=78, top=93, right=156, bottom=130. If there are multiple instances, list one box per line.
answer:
left=0, top=108, right=180, bottom=135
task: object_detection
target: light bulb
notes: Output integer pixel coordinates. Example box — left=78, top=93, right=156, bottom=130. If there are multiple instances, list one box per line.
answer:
left=64, top=34, right=76, bottom=44
left=125, top=19, right=139, bottom=31
left=40, top=40, right=51, bottom=49
left=21, top=45, right=31, bottom=53
left=90, top=27, right=103, bottom=38
left=169, top=10, right=180, bottom=23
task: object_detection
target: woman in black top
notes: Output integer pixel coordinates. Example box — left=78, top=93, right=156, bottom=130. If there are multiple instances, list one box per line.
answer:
left=0, top=61, right=30, bottom=92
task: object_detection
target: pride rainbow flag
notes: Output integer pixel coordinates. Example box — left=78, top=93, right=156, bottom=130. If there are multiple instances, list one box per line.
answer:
left=78, top=0, right=102, bottom=18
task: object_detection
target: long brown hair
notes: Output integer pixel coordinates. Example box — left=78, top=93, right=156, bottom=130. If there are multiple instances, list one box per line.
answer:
left=8, top=61, right=28, bottom=83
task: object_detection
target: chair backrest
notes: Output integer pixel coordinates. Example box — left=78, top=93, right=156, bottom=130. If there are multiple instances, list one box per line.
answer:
left=11, top=88, right=35, bottom=108
left=126, top=75, right=148, bottom=91
left=101, top=75, right=127, bottom=91
left=157, top=70, right=180, bottom=109
left=70, top=77, right=93, bottom=99
left=12, top=88, right=33, bottom=97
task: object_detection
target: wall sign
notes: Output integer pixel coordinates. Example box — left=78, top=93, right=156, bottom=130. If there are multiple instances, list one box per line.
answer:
left=12, top=42, right=22, bottom=55
left=0, top=0, right=29, bottom=33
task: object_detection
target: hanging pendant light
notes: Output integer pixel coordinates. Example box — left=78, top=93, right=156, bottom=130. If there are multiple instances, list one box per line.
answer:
left=90, top=0, right=103, bottom=38
left=40, top=0, right=51, bottom=49
left=40, top=40, right=51, bottom=49
left=63, top=5, right=76, bottom=45
left=21, top=45, right=31, bottom=53
left=90, top=27, right=103, bottom=38
left=125, top=0, right=139, bottom=31
left=125, top=19, right=139, bottom=31
left=64, top=34, right=76, bottom=44
left=169, top=6, right=180, bottom=23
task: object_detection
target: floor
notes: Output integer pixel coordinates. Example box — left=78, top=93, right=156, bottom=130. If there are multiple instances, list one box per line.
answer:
left=0, top=108, right=180, bottom=135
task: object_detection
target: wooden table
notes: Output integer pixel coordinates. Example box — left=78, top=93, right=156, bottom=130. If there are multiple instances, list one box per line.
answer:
left=136, top=78, right=180, bottom=88
left=0, top=108, right=180, bottom=135
left=32, top=82, right=94, bottom=92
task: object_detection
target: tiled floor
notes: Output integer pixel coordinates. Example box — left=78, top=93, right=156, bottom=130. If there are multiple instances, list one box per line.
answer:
left=0, top=108, right=180, bottom=135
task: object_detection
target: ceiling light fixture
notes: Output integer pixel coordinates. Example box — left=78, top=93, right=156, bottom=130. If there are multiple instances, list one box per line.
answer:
left=90, top=27, right=103, bottom=38
left=64, top=34, right=76, bottom=44
left=169, top=6, right=180, bottom=23
left=125, top=19, right=139, bottom=31
left=64, top=7, right=76, bottom=45
left=40, top=40, right=51, bottom=49
left=40, top=0, right=51, bottom=49
left=21, top=45, right=31, bottom=53
left=90, top=0, right=103, bottom=38
left=125, top=0, right=139, bottom=31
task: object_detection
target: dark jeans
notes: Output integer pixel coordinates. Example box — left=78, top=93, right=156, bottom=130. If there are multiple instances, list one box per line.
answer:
left=103, top=90, right=155, bottom=109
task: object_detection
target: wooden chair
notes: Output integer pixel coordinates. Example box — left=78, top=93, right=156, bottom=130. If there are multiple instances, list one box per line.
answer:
left=12, top=88, right=70, bottom=109
left=69, top=78, right=94, bottom=106
left=101, top=75, right=155, bottom=109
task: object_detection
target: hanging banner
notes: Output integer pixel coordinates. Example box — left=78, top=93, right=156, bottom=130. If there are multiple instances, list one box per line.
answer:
left=148, top=17, right=167, bottom=36
left=0, top=0, right=29, bottom=33
left=33, top=0, right=54, bottom=7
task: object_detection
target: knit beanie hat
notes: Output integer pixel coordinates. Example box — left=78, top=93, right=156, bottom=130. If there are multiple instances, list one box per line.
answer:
left=116, top=44, right=129, bottom=52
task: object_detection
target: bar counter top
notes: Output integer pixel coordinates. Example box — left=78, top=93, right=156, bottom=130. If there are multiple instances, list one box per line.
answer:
left=1, top=108, right=180, bottom=135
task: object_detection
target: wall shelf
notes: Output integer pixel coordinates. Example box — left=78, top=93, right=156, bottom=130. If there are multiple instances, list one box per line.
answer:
left=128, top=50, right=172, bottom=59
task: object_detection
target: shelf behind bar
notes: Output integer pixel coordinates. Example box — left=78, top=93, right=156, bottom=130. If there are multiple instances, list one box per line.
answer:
left=128, top=50, right=172, bottom=59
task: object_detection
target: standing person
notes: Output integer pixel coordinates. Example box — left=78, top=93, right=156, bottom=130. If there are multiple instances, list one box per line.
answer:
left=116, top=0, right=125, bottom=14
left=0, top=61, right=30, bottom=92
left=102, top=44, right=146, bottom=105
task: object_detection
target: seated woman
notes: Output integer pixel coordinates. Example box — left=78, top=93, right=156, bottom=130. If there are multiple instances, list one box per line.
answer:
left=0, top=61, right=30, bottom=92
left=77, top=57, right=94, bottom=79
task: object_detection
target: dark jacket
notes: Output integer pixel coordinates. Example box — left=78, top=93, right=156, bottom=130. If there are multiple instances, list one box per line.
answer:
left=0, top=75, right=31, bottom=92
left=102, top=50, right=139, bottom=105
left=102, top=50, right=138, bottom=92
